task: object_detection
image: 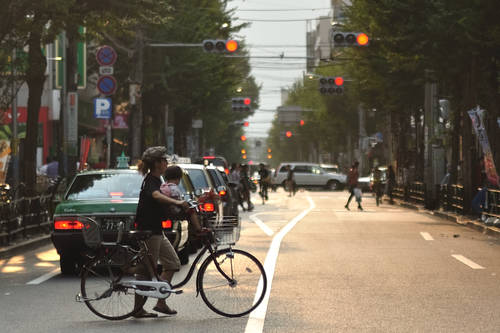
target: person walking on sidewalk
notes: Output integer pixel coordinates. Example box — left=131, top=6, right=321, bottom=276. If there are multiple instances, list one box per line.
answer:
left=387, top=165, right=396, bottom=204
left=345, top=161, right=363, bottom=211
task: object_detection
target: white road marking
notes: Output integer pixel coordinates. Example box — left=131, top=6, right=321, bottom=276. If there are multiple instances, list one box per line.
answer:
left=420, top=232, right=434, bottom=241
left=26, top=268, right=60, bottom=285
left=245, top=196, right=315, bottom=333
left=249, top=214, right=275, bottom=236
left=452, top=255, right=485, bottom=270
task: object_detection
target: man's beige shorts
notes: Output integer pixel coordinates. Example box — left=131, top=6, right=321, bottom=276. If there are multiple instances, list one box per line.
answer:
left=145, top=234, right=181, bottom=272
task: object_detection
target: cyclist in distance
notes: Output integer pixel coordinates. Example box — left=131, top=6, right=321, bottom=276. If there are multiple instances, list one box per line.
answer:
left=258, top=163, right=270, bottom=204
left=134, top=146, right=189, bottom=318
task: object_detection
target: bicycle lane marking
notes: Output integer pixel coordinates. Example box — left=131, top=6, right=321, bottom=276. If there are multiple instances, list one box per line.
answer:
left=245, top=196, right=315, bottom=333
left=249, top=213, right=275, bottom=236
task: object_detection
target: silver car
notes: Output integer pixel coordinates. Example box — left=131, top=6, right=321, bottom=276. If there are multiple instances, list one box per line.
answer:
left=272, top=162, right=347, bottom=191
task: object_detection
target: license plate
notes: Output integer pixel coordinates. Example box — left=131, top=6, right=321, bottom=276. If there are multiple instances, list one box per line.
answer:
left=101, top=218, right=122, bottom=231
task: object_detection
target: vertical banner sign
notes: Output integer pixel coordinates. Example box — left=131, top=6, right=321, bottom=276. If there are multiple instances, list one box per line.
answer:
left=0, top=140, right=11, bottom=183
left=468, top=106, right=500, bottom=187
left=67, top=92, right=78, bottom=156
left=56, top=26, right=87, bottom=89
left=79, top=136, right=91, bottom=171
left=166, top=126, right=174, bottom=155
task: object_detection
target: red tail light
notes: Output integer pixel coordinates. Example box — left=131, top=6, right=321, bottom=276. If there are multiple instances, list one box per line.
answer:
left=219, top=190, right=226, bottom=196
left=200, top=203, right=215, bottom=212
left=162, top=220, right=172, bottom=229
left=224, top=168, right=229, bottom=174
left=54, top=219, right=84, bottom=230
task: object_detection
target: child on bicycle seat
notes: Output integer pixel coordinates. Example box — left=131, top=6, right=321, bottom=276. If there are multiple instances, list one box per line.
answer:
left=161, top=165, right=202, bottom=230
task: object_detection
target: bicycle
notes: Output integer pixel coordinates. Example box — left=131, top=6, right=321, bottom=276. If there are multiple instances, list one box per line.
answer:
left=75, top=211, right=267, bottom=320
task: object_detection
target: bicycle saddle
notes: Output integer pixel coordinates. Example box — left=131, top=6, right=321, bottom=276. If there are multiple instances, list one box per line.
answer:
left=127, top=230, right=152, bottom=241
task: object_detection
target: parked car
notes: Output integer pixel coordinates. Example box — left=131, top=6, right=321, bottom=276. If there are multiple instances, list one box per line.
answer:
left=271, top=162, right=347, bottom=191
left=205, top=165, right=239, bottom=218
left=51, top=169, right=190, bottom=275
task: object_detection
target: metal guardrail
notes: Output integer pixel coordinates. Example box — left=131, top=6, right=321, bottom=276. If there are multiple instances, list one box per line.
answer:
left=484, top=188, right=500, bottom=221
left=438, top=184, right=465, bottom=214
left=0, top=194, right=55, bottom=246
left=391, top=181, right=500, bottom=222
left=0, top=178, right=66, bottom=247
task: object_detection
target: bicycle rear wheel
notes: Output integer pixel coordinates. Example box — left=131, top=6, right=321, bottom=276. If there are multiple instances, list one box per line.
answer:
left=198, top=249, right=267, bottom=317
left=80, top=256, right=147, bottom=320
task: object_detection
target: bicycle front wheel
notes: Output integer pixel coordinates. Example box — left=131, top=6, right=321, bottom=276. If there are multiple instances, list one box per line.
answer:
left=198, top=249, right=267, bottom=317
left=80, top=257, right=147, bottom=320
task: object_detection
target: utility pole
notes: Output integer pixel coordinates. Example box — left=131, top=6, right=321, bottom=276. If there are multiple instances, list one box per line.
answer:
left=11, top=47, right=19, bottom=188
left=424, top=69, right=438, bottom=209
left=130, top=28, right=144, bottom=161
left=358, top=103, right=367, bottom=173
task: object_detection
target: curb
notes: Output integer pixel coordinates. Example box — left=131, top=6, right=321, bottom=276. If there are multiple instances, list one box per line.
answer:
left=387, top=199, right=500, bottom=238
left=0, top=234, right=52, bottom=259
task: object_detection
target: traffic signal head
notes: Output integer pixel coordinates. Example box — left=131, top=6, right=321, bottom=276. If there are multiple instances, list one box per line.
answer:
left=318, top=76, right=344, bottom=95
left=243, top=121, right=249, bottom=127
left=300, top=119, right=305, bottom=126
left=240, top=135, right=247, bottom=141
left=332, top=32, right=369, bottom=47
left=232, top=97, right=251, bottom=112
left=285, top=131, right=292, bottom=138
left=203, top=39, right=239, bottom=53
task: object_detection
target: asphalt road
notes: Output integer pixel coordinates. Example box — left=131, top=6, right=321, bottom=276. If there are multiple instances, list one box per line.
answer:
left=1, top=189, right=500, bottom=333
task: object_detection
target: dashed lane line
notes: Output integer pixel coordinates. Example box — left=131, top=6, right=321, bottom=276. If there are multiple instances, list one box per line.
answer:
left=26, top=268, right=60, bottom=285
left=245, top=196, right=315, bottom=333
left=420, top=232, right=434, bottom=241
left=452, top=254, right=485, bottom=270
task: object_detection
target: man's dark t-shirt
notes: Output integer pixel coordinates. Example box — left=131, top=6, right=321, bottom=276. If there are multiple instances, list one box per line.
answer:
left=135, top=174, right=165, bottom=235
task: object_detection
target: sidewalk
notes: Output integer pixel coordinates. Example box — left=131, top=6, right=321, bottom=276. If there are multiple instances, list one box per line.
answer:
left=386, top=198, right=500, bottom=238
left=0, top=233, right=52, bottom=259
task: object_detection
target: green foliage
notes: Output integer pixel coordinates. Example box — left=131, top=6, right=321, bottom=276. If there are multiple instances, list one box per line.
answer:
left=269, top=0, right=500, bottom=168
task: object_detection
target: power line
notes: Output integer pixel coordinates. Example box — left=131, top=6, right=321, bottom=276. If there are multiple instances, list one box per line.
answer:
left=237, top=7, right=331, bottom=12
left=236, top=17, right=331, bottom=22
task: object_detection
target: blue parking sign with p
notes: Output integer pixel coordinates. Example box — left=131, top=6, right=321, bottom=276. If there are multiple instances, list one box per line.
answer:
left=94, top=98, right=112, bottom=119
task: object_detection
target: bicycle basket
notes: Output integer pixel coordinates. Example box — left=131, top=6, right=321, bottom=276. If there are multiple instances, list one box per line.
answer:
left=80, top=216, right=102, bottom=249
left=207, top=216, right=240, bottom=245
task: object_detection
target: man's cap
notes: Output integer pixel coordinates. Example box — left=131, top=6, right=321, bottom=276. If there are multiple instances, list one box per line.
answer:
left=141, top=146, right=170, bottom=162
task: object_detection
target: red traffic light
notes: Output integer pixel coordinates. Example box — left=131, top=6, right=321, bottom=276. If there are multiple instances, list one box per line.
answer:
left=243, top=98, right=251, bottom=105
left=243, top=121, right=249, bottom=127
left=356, top=33, right=369, bottom=46
left=285, top=131, right=292, bottom=138
left=240, top=135, right=247, bottom=141
left=335, top=77, right=344, bottom=86
left=226, top=40, right=238, bottom=52
left=300, top=120, right=305, bottom=126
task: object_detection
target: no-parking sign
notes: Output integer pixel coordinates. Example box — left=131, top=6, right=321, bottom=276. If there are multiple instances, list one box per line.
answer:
left=96, top=45, right=117, bottom=66
left=97, top=75, right=117, bottom=96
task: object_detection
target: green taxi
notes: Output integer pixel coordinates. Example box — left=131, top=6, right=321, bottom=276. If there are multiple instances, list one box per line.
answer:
left=51, top=169, right=190, bottom=274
